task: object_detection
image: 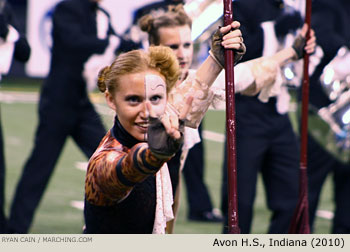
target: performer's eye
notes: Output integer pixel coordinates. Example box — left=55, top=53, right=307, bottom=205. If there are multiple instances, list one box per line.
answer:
left=150, top=95, right=162, bottom=104
left=184, top=42, right=192, bottom=48
left=169, top=44, right=179, bottom=50
left=126, top=95, right=141, bottom=105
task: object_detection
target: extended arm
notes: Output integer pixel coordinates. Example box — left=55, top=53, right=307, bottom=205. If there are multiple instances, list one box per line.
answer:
left=168, top=21, right=246, bottom=128
left=85, top=139, right=170, bottom=206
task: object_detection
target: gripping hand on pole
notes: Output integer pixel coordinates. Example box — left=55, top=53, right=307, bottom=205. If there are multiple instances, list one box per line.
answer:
left=209, top=21, right=246, bottom=68
left=292, top=24, right=316, bottom=60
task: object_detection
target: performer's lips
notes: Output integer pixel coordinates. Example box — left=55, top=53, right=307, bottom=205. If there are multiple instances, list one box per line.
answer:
left=179, top=61, right=187, bottom=68
left=135, top=122, right=149, bottom=132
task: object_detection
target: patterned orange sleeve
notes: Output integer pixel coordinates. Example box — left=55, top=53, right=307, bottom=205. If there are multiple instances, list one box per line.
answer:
left=85, top=134, right=169, bottom=206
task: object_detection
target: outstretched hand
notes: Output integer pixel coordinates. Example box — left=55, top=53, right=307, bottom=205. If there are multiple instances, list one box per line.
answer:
left=146, top=96, right=193, bottom=158
left=147, top=96, right=193, bottom=140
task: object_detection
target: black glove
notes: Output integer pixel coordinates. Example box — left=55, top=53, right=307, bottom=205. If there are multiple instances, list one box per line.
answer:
left=274, top=10, right=303, bottom=37
left=210, top=27, right=246, bottom=67
left=0, top=14, right=9, bottom=39
left=147, top=116, right=184, bottom=158
left=292, top=34, right=306, bottom=59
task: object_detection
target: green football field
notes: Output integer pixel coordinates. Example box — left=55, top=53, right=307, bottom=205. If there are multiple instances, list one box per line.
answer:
left=0, top=80, right=334, bottom=234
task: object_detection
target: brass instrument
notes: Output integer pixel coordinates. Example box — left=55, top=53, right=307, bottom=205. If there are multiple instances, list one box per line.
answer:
left=282, top=45, right=350, bottom=164
left=311, top=47, right=350, bottom=163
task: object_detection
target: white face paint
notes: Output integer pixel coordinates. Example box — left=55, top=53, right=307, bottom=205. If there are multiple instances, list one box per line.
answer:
left=158, top=25, right=193, bottom=82
left=110, top=71, right=166, bottom=142
left=145, top=74, right=167, bottom=117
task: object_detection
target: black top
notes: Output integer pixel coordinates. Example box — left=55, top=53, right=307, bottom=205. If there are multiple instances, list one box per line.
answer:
left=40, top=0, right=113, bottom=113
left=231, top=0, right=302, bottom=108
left=0, top=2, right=30, bottom=62
left=231, top=0, right=301, bottom=62
left=84, top=117, right=179, bottom=233
left=84, top=176, right=157, bottom=233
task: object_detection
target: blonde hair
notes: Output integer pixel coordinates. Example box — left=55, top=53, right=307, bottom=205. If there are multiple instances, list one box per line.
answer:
left=139, top=4, right=192, bottom=45
left=97, top=46, right=180, bottom=95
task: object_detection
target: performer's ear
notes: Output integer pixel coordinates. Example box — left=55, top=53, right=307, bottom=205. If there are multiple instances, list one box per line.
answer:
left=105, top=92, right=117, bottom=111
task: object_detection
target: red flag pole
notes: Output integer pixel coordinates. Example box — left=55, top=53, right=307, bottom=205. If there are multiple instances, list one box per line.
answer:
left=223, top=0, right=240, bottom=234
left=289, top=0, right=312, bottom=234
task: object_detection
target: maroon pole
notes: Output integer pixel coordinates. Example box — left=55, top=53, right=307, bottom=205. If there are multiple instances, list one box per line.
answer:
left=300, top=0, right=312, bottom=171
left=223, top=0, right=240, bottom=234
left=289, top=0, right=312, bottom=234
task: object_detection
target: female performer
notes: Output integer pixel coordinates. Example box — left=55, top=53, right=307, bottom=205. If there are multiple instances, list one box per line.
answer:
left=138, top=5, right=315, bottom=232
left=84, top=15, right=245, bottom=233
